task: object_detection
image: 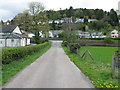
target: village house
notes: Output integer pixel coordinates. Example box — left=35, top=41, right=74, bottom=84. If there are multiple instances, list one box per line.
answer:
left=49, top=30, right=63, bottom=38
left=111, top=29, right=119, bottom=38
left=49, top=20, right=64, bottom=24
left=91, top=32, right=106, bottom=38
left=72, top=30, right=91, bottom=38
left=75, top=18, right=96, bottom=23
left=0, top=25, right=30, bottom=48
left=72, top=30, right=107, bottom=38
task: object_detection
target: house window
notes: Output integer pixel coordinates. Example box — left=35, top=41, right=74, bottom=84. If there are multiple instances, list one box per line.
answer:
left=0, top=41, right=2, bottom=44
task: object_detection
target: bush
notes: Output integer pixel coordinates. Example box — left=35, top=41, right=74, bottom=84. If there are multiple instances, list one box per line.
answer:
left=104, top=38, right=113, bottom=43
left=31, top=38, right=49, bottom=44
left=80, top=38, right=120, bottom=41
left=69, top=43, right=80, bottom=54
left=2, top=42, right=51, bottom=64
left=112, top=38, right=120, bottom=40
left=39, top=38, right=48, bottom=43
left=63, top=41, right=68, bottom=47
left=80, top=38, right=105, bottom=40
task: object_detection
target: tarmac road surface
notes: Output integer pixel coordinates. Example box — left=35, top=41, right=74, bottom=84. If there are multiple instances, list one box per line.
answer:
left=3, top=41, right=94, bottom=88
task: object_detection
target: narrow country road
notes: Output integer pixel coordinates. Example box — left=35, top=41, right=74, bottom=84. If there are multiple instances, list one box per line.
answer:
left=3, top=41, right=94, bottom=88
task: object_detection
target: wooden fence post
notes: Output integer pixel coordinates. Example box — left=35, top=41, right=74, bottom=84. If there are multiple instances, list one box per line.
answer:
left=111, top=51, right=120, bottom=79
left=111, top=56, right=115, bottom=78
left=87, top=50, right=94, bottom=60
left=81, top=50, right=94, bottom=60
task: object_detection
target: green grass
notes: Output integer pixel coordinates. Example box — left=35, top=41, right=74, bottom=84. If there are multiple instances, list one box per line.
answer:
left=2, top=42, right=51, bottom=86
left=62, top=45, right=119, bottom=88
left=79, top=46, right=118, bottom=64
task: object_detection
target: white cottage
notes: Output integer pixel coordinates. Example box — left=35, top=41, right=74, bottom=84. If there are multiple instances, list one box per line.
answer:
left=111, top=30, right=119, bottom=38
left=49, top=30, right=63, bottom=38
left=0, top=25, right=30, bottom=48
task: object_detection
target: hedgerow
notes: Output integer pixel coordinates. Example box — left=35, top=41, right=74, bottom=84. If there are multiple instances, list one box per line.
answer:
left=2, top=42, right=51, bottom=64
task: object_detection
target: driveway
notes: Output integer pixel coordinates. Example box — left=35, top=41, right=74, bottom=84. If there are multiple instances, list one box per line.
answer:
left=3, top=41, right=94, bottom=88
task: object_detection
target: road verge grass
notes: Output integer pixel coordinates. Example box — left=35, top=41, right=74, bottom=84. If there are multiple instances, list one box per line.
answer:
left=62, top=44, right=118, bottom=88
left=2, top=42, right=51, bottom=86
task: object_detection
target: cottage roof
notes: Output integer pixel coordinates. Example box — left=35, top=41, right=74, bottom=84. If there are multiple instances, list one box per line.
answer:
left=1, top=25, right=17, bottom=33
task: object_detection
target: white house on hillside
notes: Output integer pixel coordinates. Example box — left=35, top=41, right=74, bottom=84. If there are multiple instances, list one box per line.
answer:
left=75, top=18, right=96, bottom=23
left=49, top=30, right=63, bottom=38
left=111, top=30, right=119, bottom=38
left=0, top=25, right=30, bottom=48
left=91, top=32, right=106, bottom=38
left=72, top=30, right=91, bottom=38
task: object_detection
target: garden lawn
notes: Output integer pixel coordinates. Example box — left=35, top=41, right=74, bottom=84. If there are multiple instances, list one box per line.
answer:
left=62, top=45, right=119, bottom=88
left=2, top=42, right=51, bottom=86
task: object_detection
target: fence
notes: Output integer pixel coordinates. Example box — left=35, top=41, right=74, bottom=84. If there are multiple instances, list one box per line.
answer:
left=111, top=51, right=120, bottom=79
left=81, top=50, right=94, bottom=60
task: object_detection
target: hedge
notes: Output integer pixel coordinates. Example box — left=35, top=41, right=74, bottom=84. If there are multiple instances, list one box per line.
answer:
left=2, top=42, right=51, bottom=64
left=80, top=38, right=120, bottom=40
left=62, top=41, right=81, bottom=54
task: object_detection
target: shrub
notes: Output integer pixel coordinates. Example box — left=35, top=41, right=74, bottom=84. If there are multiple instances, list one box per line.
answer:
left=104, top=38, right=113, bottom=44
left=63, top=41, right=68, bottom=47
left=69, top=43, right=80, bottom=54
left=2, top=42, right=51, bottom=64
left=112, top=38, right=120, bottom=40
left=80, top=38, right=105, bottom=40
left=31, top=38, right=49, bottom=44
left=39, top=38, right=48, bottom=43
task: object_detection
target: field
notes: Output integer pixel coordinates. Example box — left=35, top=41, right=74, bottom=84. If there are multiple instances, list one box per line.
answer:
left=62, top=45, right=119, bottom=88
left=79, top=46, right=118, bottom=64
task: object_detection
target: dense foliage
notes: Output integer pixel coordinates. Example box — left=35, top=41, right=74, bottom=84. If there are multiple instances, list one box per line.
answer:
left=2, top=42, right=51, bottom=64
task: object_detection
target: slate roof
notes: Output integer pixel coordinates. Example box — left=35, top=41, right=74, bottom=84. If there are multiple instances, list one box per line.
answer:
left=1, top=25, right=17, bottom=33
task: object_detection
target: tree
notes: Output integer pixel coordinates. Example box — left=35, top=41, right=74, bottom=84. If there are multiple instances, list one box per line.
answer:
left=53, top=12, right=61, bottom=20
left=29, top=2, right=49, bottom=43
left=89, top=20, right=103, bottom=30
left=109, top=9, right=119, bottom=26
left=95, top=9, right=104, bottom=20
left=63, top=14, right=67, bottom=18
left=10, top=10, right=32, bottom=32
left=20, top=10, right=31, bottom=32
left=84, top=16, right=88, bottom=24
left=74, top=10, right=80, bottom=18
left=67, top=6, right=74, bottom=17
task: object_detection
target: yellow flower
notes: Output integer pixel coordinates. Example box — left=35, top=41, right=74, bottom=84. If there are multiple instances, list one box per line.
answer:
left=104, top=83, right=106, bottom=85
left=106, top=85, right=110, bottom=88
left=110, top=84, right=112, bottom=86
left=91, top=81, right=94, bottom=84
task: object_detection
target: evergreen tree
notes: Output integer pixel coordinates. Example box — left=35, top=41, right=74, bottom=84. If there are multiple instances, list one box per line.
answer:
left=109, top=9, right=119, bottom=26
left=67, top=6, right=74, bottom=17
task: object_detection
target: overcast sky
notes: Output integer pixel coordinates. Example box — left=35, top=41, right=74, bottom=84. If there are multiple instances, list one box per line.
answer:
left=0, top=0, right=120, bottom=21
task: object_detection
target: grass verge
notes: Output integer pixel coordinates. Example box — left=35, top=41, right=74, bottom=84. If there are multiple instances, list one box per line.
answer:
left=2, top=42, right=51, bottom=86
left=62, top=44, right=119, bottom=88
